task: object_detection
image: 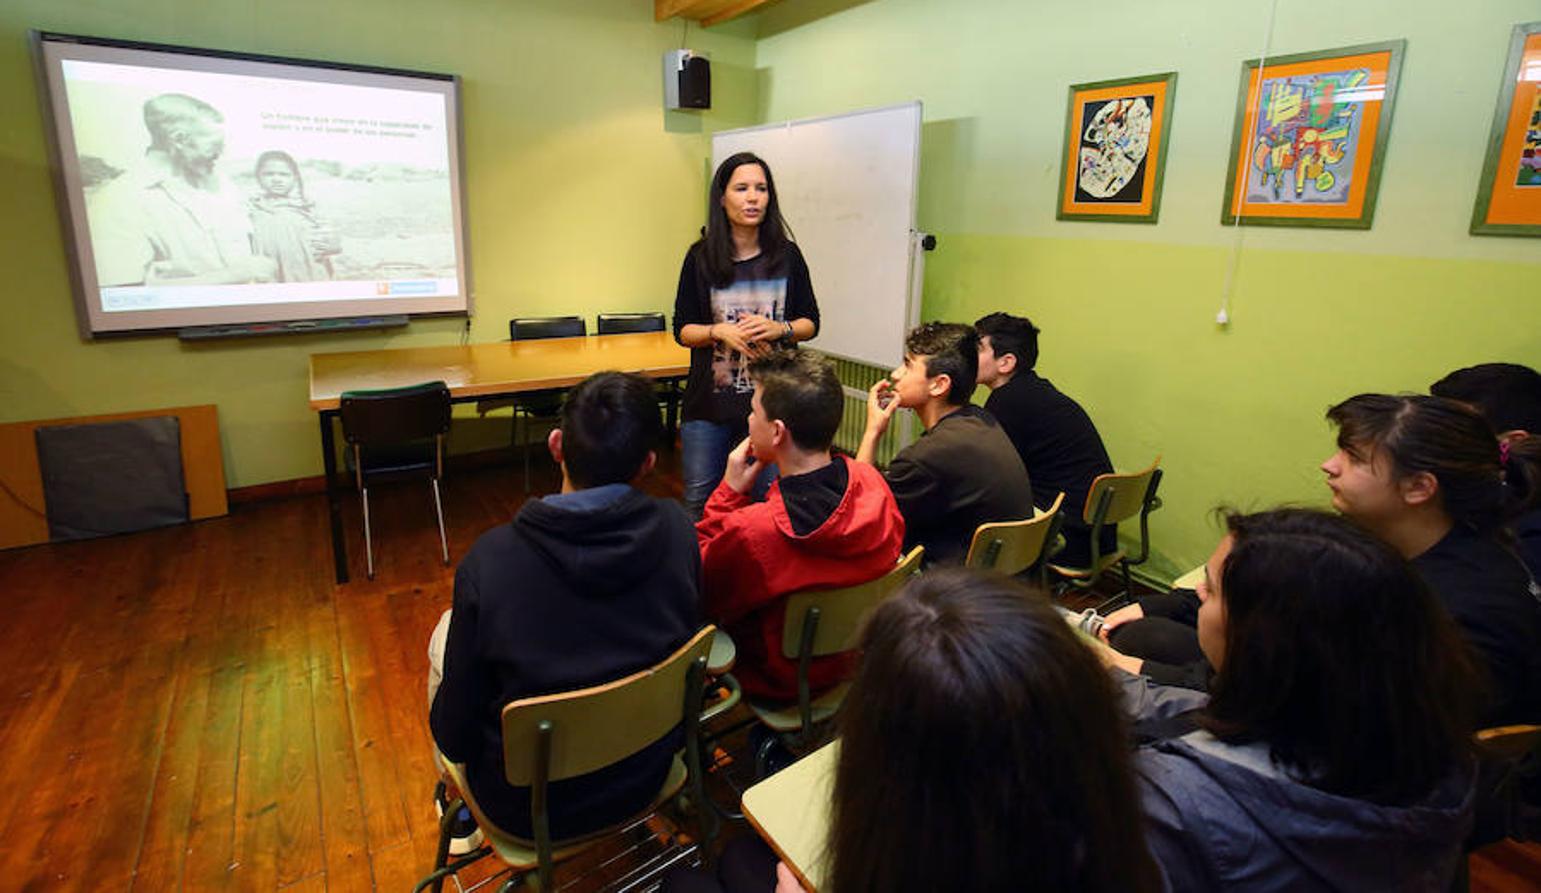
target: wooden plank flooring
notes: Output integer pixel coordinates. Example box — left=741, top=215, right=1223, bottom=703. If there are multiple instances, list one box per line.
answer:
left=0, top=451, right=1536, bottom=891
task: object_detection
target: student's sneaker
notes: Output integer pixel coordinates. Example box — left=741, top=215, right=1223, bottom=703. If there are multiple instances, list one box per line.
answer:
left=434, top=784, right=485, bottom=856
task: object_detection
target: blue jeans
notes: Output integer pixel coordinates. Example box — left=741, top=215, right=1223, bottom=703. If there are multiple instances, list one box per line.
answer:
left=680, top=419, right=777, bottom=520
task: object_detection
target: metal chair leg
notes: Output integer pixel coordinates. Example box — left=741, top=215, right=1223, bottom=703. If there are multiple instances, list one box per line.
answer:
left=432, top=478, right=449, bottom=565
left=361, top=485, right=375, bottom=580
left=519, top=410, right=531, bottom=493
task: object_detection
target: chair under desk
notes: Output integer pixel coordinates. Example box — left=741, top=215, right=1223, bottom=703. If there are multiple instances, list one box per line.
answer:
left=308, top=330, right=689, bottom=583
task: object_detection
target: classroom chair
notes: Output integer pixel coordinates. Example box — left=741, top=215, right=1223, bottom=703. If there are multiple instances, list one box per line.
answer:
left=747, top=545, right=925, bottom=777
left=1048, top=457, right=1163, bottom=611
left=339, top=381, right=452, bottom=581
left=965, top=492, right=1065, bottom=587
left=477, top=316, right=587, bottom=491
left=413, top=626, right=718, bottom=893
left=596, top=312, right=682, bottom=436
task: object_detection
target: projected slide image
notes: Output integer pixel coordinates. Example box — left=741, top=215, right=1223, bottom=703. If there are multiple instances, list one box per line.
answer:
left=61, top=58, right=457, bottom=310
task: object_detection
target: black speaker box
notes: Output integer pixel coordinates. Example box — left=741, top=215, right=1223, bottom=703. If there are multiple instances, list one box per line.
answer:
left=679, top=55, right=711, bottom=109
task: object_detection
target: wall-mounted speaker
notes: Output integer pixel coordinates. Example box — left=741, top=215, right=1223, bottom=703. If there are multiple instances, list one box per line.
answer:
left=663, top=49, right=710, bottom=110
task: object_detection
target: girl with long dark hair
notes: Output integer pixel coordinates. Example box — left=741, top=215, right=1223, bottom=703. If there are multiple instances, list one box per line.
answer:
left=673, top=153, right=819, bottom=518
left=1324, top=393, right=1541, bottom=724
left=1127, top=508, right=1480, bottom=891
left=668, top=569, right=1160, bottom=893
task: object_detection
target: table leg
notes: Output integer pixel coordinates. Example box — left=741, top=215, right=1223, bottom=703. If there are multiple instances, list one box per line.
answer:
left=320, top=409, right=349, bottom=583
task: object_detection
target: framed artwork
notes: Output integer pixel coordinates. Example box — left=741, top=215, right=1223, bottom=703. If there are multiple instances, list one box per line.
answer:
left=1471, top=22, right=1541, bottom=237
left=1221, top=40, right=1405, bottom=228
left=1056, top=72, right=1177, bottom=223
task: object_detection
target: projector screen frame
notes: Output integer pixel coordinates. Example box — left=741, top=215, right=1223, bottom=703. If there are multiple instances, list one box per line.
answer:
left=31, top=30, right=475, bottom=339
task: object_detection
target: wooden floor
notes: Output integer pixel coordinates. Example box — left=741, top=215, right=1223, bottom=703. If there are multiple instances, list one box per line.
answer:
left=0, top=452, right=1537, bottom=891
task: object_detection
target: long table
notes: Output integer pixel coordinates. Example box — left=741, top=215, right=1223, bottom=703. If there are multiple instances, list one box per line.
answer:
left=308, top=331, right=690, bottom=583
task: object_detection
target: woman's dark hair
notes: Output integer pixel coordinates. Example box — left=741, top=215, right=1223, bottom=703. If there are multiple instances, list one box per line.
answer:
left=1203, top=508, right=1478, bottom=804
left=254, top=149, right=305, bottom=198
left=558, top=371, right=662, bottom=488
left=1326, top=393, right=1510, bottom=533
left=694, top=152, right=793, bottom=288
left=829, top=569, right=1159, bottom=893
left=1430, top=363, right=1541, bottom=516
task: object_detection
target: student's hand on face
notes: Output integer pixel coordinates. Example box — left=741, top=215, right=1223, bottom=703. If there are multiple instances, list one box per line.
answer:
left=722, top=437, right=760, bottom=495
left=865, top=379, right=900, bottom=435
left=736, top=313, right=783, bottom=343
left=774, top=862, right=808, bottom=893
left=1097, top=602, right=1145, bottom=641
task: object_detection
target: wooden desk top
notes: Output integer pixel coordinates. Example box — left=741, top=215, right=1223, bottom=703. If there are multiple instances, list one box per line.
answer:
left=741, top=740, right=838, bottom=893
left=308, top=331, right=690, bottom=410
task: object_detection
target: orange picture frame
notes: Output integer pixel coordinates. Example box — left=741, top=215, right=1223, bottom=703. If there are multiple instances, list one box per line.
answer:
left=1221, top=41, right=1405, bottom=228
left=1471, top=22, right=1541, bottom=236
left=1056, top=72, right=1177, bottom=223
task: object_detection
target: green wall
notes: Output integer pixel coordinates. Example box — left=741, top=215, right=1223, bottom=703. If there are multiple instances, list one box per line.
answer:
left=5, top=0, right=1538, bottom=578
left=751, top=0, right=1541, bottom=576
left=0, top=0, right=757, bottom=487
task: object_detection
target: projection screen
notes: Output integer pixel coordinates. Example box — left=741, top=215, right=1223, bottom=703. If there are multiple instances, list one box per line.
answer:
left=34, top=32, right=472, bottom=337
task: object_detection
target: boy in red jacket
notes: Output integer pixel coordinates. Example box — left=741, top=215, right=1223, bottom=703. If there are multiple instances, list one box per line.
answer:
left=697, top=350, right=905, bottom=702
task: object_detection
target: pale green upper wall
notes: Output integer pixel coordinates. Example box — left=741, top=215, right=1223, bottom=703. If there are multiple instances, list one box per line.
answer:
left=0, top=0, right=758, bottom=486
left=4, top=0, right=1538, bottom=576
left=750, top=0, right=1541, bottom=574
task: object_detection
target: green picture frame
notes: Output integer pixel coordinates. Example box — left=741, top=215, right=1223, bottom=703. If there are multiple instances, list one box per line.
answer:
left=1220, top=40, right=1406, bottom=229
left=1470, top=22, right=1541, bottom=237
left=1055, top=72, right=1177, bottom=224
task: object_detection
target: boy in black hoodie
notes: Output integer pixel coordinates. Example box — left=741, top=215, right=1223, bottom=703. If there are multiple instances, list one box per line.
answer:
left=427, top=371, right=702, bottom=840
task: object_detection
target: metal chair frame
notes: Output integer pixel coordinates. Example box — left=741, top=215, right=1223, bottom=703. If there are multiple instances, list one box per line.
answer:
left=1051, top=461, right=1164, bottom=612
left=414, top=628, right=717, bottom=893
left=339, top=381, right=452, bottom=580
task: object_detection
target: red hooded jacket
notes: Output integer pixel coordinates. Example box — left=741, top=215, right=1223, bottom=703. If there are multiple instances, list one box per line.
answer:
left=697, top=456, right=905, bottom=701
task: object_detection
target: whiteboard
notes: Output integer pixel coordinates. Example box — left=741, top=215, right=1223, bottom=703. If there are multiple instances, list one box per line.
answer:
left=712, top=102, right=922, bottom=369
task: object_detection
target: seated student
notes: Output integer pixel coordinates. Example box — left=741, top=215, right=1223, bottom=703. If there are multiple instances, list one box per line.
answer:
left=697, top=350, right=904, bottom=702
left=1431, top=362, right=1541, bottom=578
left=1323, top=394, right=1541, bottom=725
left=1114, top=509, right=1479, bottom=893
left=666, top=568, right=1160, bottom=893
left=1102, top=392, right=1541, bottom=707
left=857, top=322, right=1033, bottom=565
left=974, top=312, right=1116, bottom=567
left=427, top=371, right=701, bottom=841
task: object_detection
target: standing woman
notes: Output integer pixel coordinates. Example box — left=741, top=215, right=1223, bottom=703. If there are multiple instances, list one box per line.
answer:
left=674, top=153, right=819, bottom=519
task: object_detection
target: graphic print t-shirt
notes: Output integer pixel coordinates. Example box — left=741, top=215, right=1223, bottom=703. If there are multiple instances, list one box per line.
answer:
left=673, top=243, right=818, bottom=424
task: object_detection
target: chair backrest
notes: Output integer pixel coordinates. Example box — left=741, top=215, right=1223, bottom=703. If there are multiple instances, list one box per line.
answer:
left=966, top=492, right=1065, bottom=576
left=1475, top=723, right=1541, bottom=762
left=510, top=316, right=586, bottom=341
left=1081, top=457, right=1162, bottom=525
left=597, top=312, right=666, bottom=335
left=500, top=625, right=716, bottom=785
left=780, top=546, right=925, bottom=659
left=339, top=381, right=451, bottom=447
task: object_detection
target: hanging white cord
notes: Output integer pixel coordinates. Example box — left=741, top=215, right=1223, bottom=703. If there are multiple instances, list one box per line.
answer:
left=1218, top=0, right=1282, bottom=325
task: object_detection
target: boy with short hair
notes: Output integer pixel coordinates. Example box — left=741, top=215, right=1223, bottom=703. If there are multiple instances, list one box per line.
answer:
left=428, top=371, right=700, bottom=841
left=974, top=312, right=1116, bottom=568
left=858, top=322, right=1033, bottom=565
left=698, top=350, right=904, bottom=701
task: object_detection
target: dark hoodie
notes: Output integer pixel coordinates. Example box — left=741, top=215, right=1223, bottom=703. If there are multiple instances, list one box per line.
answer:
left=429, top=485, right=701, bottom=839
left=1118, top=672, right=1476, bottom=893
